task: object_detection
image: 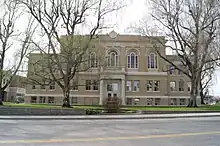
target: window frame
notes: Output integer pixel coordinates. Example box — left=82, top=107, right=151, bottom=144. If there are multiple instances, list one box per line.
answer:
left=126, top=80, right=132, bottom=92
left=85, top=80, right=92, bottom=90
left=180, top=98, right=185, bottom=105
left=49, top=82, right=55, bottom=90
left=155, top=98, right=161, bottom=105
left=107, top=50, right=119, bottom=67
left=146, top=98, right=153, bottom=105
left=127, top=52, right=138, bottom=69
left=72, top=78, right=78, bottom=91
left=32, top=85, right=36, bottom=89
left=48, top=96, right=55, bottom=104
left=146, top=80, right=153, bottom=91
left=148, top=53, right=158, bottom=69
left=170, top=81, right=176, bottom=91
left=39, top=96, right=46, bottom=103
left=178, top=79, right=185, bottom=92
left=31, top=96, right=37, bottom=103
left=187, top=82, right=191, bottom=92
left=154, top=80, right=160, bottom=91
left=89, top=52, right=98, bottom=68
left=92, top=80, right=99, bottom=90
left=133, top=80, right=140, bottom=92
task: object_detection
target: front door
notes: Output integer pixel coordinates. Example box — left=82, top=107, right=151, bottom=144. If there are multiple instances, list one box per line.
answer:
left=107, top=82, right=119, bottom=98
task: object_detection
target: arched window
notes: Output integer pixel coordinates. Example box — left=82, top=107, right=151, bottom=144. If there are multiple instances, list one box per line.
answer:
left=148, top=53, right=157, bottom=69
left=107, top=50, right=118, bottom=67
left=127, top=52, right=138, bottom=68
left=89, top=52, right=97, bottom=68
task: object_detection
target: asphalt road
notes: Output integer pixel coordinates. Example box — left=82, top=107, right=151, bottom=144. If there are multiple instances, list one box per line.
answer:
left=0, top=117, right=220, bottom=146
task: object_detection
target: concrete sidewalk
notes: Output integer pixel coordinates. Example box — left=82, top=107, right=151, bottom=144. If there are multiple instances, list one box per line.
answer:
left=1, top=113, right=220, bottom=120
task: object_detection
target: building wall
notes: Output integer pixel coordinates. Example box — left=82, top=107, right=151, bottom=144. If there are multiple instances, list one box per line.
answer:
left=7, top=87, right=26, bottom=102
left=1, top=74, right=26, bottom=102
left=25, top=31, right=199, bottom=106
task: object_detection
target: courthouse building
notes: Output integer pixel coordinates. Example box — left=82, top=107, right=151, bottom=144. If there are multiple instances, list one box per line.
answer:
left=25, top=31, right=198, bottom=106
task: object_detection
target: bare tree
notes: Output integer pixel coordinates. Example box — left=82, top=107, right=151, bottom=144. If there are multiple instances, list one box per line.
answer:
left=131, top=0, right=220, bottom=107
left=0, top=1, right=35, bottom=105
left=200, top=62, right=216, bottom=104
left=17, top=0, right=125, bottom=107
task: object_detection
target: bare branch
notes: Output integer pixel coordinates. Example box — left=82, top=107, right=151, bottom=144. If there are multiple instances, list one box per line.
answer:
left=130, top=0, right=220, bottom=107
left=17, top=0, right=124, bottom=107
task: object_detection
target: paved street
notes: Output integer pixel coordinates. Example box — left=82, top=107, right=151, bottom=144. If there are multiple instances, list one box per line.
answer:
left=0, top=117, right=220, bottom=146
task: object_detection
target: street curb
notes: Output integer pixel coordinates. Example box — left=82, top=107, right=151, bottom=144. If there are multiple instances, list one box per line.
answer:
left=1, top=113, right=220, bottom=120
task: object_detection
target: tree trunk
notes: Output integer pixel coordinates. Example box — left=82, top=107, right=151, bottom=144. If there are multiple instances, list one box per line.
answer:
left=187, top=80, right=198, bottom=107
left=62, top=89, right=71, bottom=108
left=188, top=95, right=198, bottom=107
left=199, top=81, right=205, bottom=104
left=0, top=89, right=4, bottom=106
left=200, top=91, right=205, bottom=104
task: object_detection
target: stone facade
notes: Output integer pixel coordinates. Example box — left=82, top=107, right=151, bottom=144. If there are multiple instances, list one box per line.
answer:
left=25, top=31, right=200, bottom=106
left=2, top=75, right=26, bottom=102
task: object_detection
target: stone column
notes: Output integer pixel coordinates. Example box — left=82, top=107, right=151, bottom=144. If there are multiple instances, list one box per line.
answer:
left=121, top=79, right=126, bottom=105
left=99, top=79, right=104, bottom=105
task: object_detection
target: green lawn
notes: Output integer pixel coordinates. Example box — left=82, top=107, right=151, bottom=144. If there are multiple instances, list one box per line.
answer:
left=4, top=102, right=63, bottom=109
left=124, top=105, right=220, bottom=111
left=2, top=102, right=220, bottom=111
left=3, top=102, right=103, bottom=110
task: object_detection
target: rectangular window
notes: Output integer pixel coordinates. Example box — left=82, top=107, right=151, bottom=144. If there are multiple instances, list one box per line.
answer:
left=146, top=80, right=153, bottom=91
left=148, top=54, right=157, bottom=69
left=92, top=80, right=99, bottom=90
left=133, top=80, right=140, bottom=91
left=49, top=82, right=55, bottom=90
left=31, top=96, right=37, bottom=103
left=148, top=56, right=151, bottom=68
left=170, top=98, right=177, bottom=105
left=72, top=97, right=78, bottom=104
left=126, top=81, right=132, bottom=91
left=107, top=56, right=111, bottom=67
left=39, top=96, right=46, bottom=103
left=155, top=98, right=161, bottom=105
left=127, top=56, right=130, bottom=68
left=72, top=79, right=78, bottom=90
left=32, top=85, right=36, bottom=89
left=135, top=56, right=138, bottom=68
left=85, top=80, right=91, bottom=90
left=187, top=82, right=191, bottom=92
left=179, top=80, right=185, bottom=91
left=170, top=81, right=176, bottom=91
left=107, top=84, right=112, bottom=91
left=126, top=98, right=132, bottom=105
left=89, top=53, right=98, bottom=68
left=154, top=80, right=160, bottom=91
left=146, top=98, right=153, bottom=105
left=48, top=96, right=55, bottom=103
left=131, top=55, right=134, bottom=68
left=180, top=99, right=185, bottom=105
